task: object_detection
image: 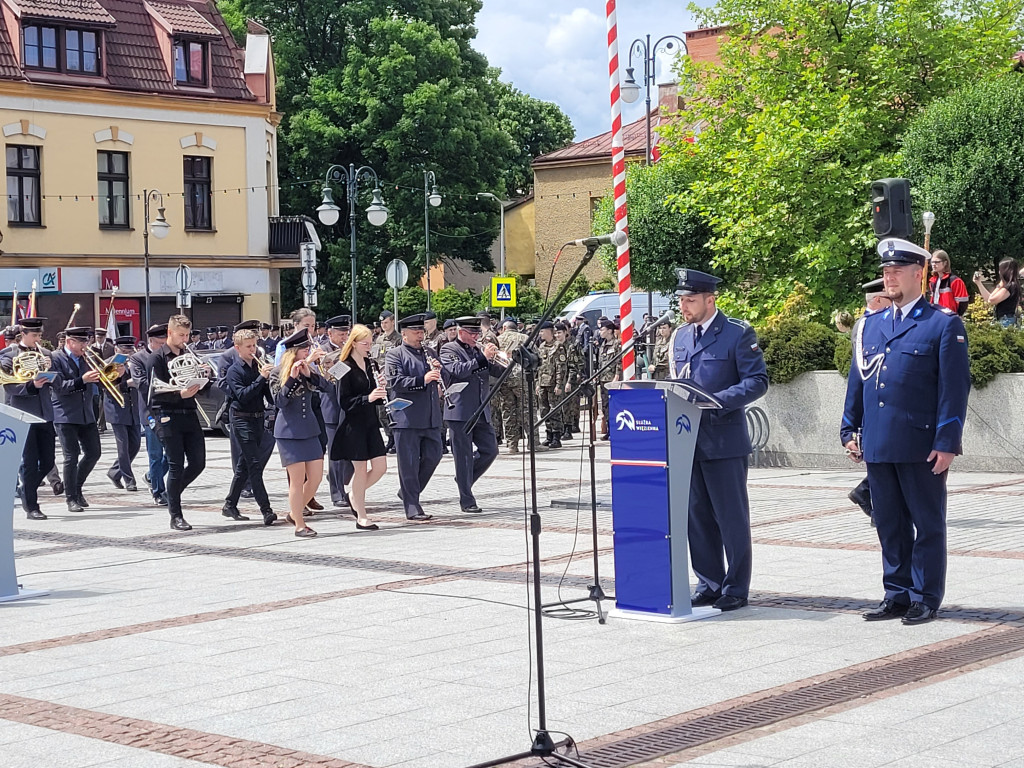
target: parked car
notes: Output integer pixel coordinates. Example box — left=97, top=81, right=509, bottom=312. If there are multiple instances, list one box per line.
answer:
left=558, top=291, right=675, bottom=329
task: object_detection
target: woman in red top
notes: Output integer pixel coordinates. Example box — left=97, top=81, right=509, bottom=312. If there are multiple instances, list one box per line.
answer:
left=928, top=250, right=969, bottom=316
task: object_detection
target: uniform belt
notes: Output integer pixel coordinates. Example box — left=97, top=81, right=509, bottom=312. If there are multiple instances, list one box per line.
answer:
left=153, top=408, right=193, bottom=415
left=232, top=410, right=265, bottom=418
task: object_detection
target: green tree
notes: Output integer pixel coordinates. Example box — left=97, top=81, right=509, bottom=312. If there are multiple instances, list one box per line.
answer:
left=592, top=161, right=714, bottom=294
left=899, top=74, right=1024, bottom=277
left=431, top=286, right=479, bottom=321
left=649, top=0, right=1023, bottom=320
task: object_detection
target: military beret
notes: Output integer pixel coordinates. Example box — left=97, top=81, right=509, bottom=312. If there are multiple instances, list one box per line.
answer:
left=598, top=318, right=616, bottom=331
left=443, top=319, right=456, bottom=329
left=380, top=310, right=395, bottom=321
left=537, top=320, right=554, bottom=331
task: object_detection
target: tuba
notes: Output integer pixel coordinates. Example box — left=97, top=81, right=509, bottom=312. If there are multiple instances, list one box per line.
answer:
left=83, top=346, right=126, bottom=408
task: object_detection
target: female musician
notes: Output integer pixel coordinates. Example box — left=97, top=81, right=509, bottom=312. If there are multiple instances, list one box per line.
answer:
left=329, top=323, right=387, bottom=531
left=272, top=329, right=329, bottom=538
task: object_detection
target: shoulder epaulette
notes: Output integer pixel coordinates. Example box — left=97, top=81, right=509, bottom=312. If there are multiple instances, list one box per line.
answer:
left=727, top=317, right=752, bottom=329
left=939, top=306, right=954, bottom=315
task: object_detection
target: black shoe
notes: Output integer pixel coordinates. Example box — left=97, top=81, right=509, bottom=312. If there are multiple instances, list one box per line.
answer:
left=863, top=599, right=910, bottom=621
left=221, top=504, right=250, bottom=521
left=27, top=509, right=47, bottom=521
left=356, top=522, right=380, bottom=531
left=53, top=481, right=64, bottom=496
left=461, top=505, right=483, bottom=514
left=154, top=493, right=169, bottom=506
left=600, top=433, right=610, bottom=441
left=848, top=488, right=872, bottom=518
left=562, top=429, right=573, bottom=440
left=76, top=495, right=89, bottom=509
left=690, top=590, right=721, bottom=607
left=442, top=445, right=450, bottom=454
left=387, top=446, right=397, bottom=455
left=901, top=602, right=938, bottom=625
left=108, top=473, right=123, bottom=490
left=240, top=489, right=254, bottom=499
left=333, top=498, right=351, bottom=509
left=384, top=439, right=395, bottom=453
left=549, top=437, right=562, bottom=449
left=713, top=595, right=748, bottom=611
left=262, top=510, right=278, bottom=526
left=144, top=472, right=151, bottom=487
left=306, top=497, right=324, bottom=512
left=409, top=513, right=433, bottom=521
left=170, top=516, right=192, bottom=531
left=66, top=498, right=83, bottom=513
left=125, top=482, right=138, bottom=492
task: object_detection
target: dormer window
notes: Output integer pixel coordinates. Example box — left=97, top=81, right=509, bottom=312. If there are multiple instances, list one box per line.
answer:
left=173, top=39, right=206, bottom=86
left=23, top=25, right=101, bottom=75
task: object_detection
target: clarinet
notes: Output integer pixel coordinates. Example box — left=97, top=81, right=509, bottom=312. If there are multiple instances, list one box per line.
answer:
left=370, top=359, right=397, bottom=427
left=425, top=350, right=456, bottom=409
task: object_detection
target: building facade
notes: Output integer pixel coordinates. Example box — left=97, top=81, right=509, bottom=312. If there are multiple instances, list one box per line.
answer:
left=0, top=0, right=292, bottom=337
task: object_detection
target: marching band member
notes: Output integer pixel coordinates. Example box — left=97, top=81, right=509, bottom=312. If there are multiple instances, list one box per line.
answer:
left=1, top=317, right=55, bottom=520
left=51, top=326, right=103, bottom=513
left=319, top=315, right=354, bottom=509
left=149, top=315, right=209, bottom=531
left=386, top=314, right=444, bottom=521
left=440, top=316, right=505, bottom=514
left=329, top=323, right=386, bottom=530
left=104, top=335, right=142, bottom=492
left=129, top=324, right=169, bottom=506
left=222, top=328, right=277, bottom=525
left=272, top=328, right=329, bottom=538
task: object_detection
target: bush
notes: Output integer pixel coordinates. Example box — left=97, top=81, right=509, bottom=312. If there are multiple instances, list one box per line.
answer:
left=966, top=324, right=1024, bottom=389
left=757, top=319, right=838, bottom=384
left=834, top=333, right=853, bottom=377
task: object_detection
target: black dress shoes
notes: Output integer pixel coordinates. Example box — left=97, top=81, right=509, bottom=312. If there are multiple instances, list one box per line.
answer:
left=713, top=595, right=748, bottom=611
left=240, top=489, right=254, bottom=499
left=26, top=509, right=47, bottom=521
left=690, top=591, right=721, bottom=607
left=221, top=503, right=250, bottom=521
left=261, top=510, right=278, bottom=526
left=461, top=505, right=483, bottom=514
left=356, top=522, right=380, bottom=531
left=125, top=482, right=138, bottom=492
left=108, top=472, right=123, bottom=489
left=52, top=480, right=64, bottom=496
left=154, top=493, right=169, bottom=506
left=901, top=602, right=938, bottom=625
left=170, top=516, right=192, bottom=531
left=76, top=495, right=90, bottom=509
left=67, top=498, right=84, bottom=513
left=863, top=599, right=910, bottom=621
left=409, top=513, right=433, bottom=521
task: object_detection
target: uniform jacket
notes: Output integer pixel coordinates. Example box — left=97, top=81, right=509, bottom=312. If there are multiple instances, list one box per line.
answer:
left=103, top=369, right=140, bottom=426
left=669, top=311, right=769, bottom=461
left=316, top=340, right=343, bottom=425
left=127, top=348, right=157, bottom=424
left=440, top=339, right=504, bottom=423
left=49, top=349, right=98, bottom=425
left=272, top=370, right=330, bottom=440
left=385, top=343, right=442, bottom=430
left=841, top=298, right=970, bottom=463
left=596, top=337, right=621, bottom=384
left=1, top=345, right=55, bottom=420
left=537, top=339, right=568, bottom=389
left=225, top=356, right=273, bottom=414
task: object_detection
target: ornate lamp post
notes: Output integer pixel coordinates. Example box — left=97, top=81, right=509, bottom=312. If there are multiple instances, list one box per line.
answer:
left=423, top=171, right=442, bottom=309
left=316, top=164, right=388, bottom=324
left=143, top=189, right=170, bottom=329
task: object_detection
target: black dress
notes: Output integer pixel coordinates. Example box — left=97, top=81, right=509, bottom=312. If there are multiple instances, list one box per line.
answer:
left=329, top=358, right=387, bottom=462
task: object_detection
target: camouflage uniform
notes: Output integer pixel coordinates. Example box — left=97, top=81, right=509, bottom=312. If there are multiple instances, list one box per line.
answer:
left=651, top=334, right=671, bottom=380
left=537, top=337, right=568, bottom=444
left=596, top=335, right=621, bottom=437
left=563, top=341, right=583, bottom=436
left=372, top=328, right=401, bottom=443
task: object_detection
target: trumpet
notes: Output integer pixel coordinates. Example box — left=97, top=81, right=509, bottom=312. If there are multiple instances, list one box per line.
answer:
left=83, top=346, right=125, bottom=408
left=0, top=349, right=52, bottom=384
left=492, top=350, right=512, bottom=368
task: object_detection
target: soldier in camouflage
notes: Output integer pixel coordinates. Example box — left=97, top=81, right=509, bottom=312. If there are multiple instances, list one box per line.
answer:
left=555, top=322, right=580, bottom=440
left=536, top=320, right=568, bottom=448
left=649, top=322, right=673, bottom=380
left=596, top=318, right=621, bottom=440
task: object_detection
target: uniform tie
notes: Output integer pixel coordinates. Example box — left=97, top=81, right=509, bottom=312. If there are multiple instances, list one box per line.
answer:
left=893, top=307, right=903, bottom=331
left=694, top=324, right=703, bottom=345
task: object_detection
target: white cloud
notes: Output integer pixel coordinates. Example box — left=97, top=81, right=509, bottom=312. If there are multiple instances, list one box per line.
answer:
left=475, top=0, right=707, bottom=141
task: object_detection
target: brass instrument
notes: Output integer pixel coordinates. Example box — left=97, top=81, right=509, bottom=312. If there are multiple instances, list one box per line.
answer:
left=150, top=350, right=214, bottom=396
left=493, top=350, right=511, bottom=368
left=0, top=349, right=52, bottom=384
left=83, top=346, right=126, bottom=408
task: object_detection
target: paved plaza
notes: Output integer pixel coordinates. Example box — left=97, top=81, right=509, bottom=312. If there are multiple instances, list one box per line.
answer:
left=3, top=428, right=1024, bottom=768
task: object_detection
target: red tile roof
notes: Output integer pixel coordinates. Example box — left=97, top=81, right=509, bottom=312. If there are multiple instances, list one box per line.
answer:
left=533, top=111, right=654, bottom=167
left=18, top=0, right=116, bottom=26
left=147, top=0, right=219, bottom=37
left=0, top=0, right=253, bottom=101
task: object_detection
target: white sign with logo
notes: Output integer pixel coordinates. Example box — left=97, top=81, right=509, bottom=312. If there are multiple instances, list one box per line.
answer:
left=0, top=268, right=60, bottom=294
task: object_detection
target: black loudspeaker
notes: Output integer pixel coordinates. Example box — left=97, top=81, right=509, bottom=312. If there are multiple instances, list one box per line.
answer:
left=871, top=178, right=913, bottom=238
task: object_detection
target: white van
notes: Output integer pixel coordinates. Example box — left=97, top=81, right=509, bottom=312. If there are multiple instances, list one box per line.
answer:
left=557, top=291, right=675, bottom=329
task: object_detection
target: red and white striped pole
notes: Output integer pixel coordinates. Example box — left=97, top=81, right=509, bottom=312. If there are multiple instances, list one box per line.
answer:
left=606, top=0, right=635, bottom=380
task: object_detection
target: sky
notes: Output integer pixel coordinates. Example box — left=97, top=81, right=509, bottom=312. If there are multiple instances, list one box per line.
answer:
left=474, top=1, right=706, bottom=142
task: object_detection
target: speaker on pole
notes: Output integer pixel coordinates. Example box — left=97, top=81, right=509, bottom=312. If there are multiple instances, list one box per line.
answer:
left=871, top=178, right=913, bottom=238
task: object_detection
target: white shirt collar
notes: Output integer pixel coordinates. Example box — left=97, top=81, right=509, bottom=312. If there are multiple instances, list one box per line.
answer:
left=893, top=294, right=924, bottom=317
left=697, top=309, right=719, bottom=334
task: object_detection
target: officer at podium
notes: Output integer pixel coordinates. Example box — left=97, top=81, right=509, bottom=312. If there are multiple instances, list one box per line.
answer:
left=842, top=239, right=970, bottom=625
left=668, top=269, right=768, bottom=611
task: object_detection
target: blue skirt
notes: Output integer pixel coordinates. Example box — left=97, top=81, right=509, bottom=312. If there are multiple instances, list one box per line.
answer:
left=277, top=436, right=324, bottom=467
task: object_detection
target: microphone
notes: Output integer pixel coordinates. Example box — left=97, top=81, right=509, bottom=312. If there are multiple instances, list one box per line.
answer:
left=640, top=310, right=674, bottom=333
left=566, top=230, right=628, bottom=248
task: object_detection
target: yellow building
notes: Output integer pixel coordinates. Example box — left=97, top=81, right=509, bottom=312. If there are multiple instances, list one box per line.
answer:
left=0, top=1, right=298, bottom=337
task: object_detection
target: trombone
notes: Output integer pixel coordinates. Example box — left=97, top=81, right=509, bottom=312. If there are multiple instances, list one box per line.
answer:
left=83, top=346, right=126, bottom=408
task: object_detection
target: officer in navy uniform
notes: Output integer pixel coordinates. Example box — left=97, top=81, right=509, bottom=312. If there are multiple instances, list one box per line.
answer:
left=842, top=238, right=971, bottom=625
left=668, top=270, right=769, bottom=612
left=129, top=323, right=170, bottom=506
left=104, top=335, right=142, bottom=492
left=1, top=317, right=55, bottom=519
left=385, top=314, right=444, bottom=520
left=440, top=316, right=505, bottom=514
left=50, top=326, right=105, bottom=513
left=319, top=314, right=354, bottom=509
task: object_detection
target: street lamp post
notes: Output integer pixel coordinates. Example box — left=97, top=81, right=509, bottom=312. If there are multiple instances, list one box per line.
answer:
left=477, top=192, right=506, bottom=319
left=315, top=164, right=389, bottom=325
left=621, top=33, right=685, bottom=376
left=424, top=171, right=442, bottom=310
left=142, top=189, right=170, bottom=330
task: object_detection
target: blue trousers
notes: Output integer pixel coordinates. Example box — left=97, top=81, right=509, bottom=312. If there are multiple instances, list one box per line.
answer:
left=688, top=456, right=752, bottom=599
left=448, top=420, right=498, bottom=508
left=866, top=462, right=947, bottom=609
left=144, top=423, right=168, bottom=498
left=394, top=428, right=442, bottom=518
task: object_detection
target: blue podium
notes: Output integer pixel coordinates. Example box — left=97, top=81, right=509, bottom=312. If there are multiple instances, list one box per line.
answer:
left=0, top=403, right=48, bottom=602
left=605, top=380, right=721, bottom=623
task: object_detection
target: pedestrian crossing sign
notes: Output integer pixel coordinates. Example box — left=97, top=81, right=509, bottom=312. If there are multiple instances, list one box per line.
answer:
left=492, top=277, right=516, bottom=307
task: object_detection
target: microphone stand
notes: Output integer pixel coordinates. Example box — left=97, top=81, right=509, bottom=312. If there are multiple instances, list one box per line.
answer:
left=463, top=244, right=600, bottom=768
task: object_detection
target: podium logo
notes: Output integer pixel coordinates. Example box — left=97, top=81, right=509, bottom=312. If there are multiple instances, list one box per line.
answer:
left=0, top=428, right=16, bottom=446
left=676, top=415, right=691, bottom=434
left=616, top=409, right=658, bottom=432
